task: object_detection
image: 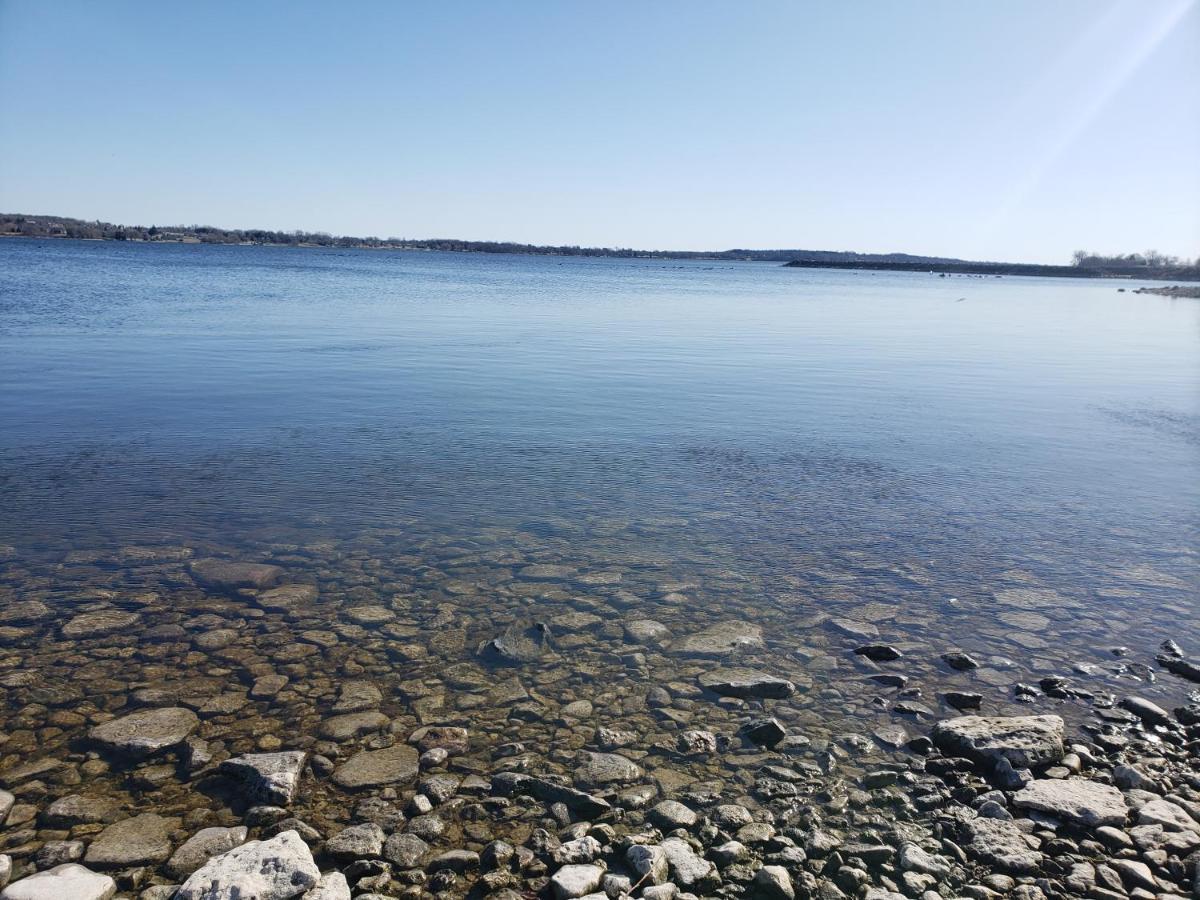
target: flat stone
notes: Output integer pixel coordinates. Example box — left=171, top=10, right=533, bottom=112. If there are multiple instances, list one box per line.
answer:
left=623, top=619, right=672, bottom=646
left=0, top=864, right=115, bottom=900
left=220, top=752, right=308, bottom=806
left=255, top=583, right=318, bottom=611
left=699, top=667, right=796, bottom=699
left=61, top=610, right=139, bottom=639
left=84, top=813, right=179, bottom=868
left=932, top=715, right=1065, bottom=769
left=410, top=726, right=470, bottom=755
left=174, top=830, right=319, bottom=900
left=518, top=564, right=576, bottom=581
left=325, top=823, right=385, bottom=860
left=88, top=707, right=199, bottom=759
left=1138, top=798, right=1200, bottom=832
left=331, top=680, right=382, bottom=713
left=1013, top=779, right=1128, bottom=827
left=963, top=816, right=1043, bottom=874
left=550, top=864, right=604, bottom=900
left=318, top=711, right=388, bottom=741
left=190, top=558, right=284, bottom=592
left=332, top=743, right=419, bottom=789
left=41, top=795, right=121, bottom=828
left=165, top=827, right=249, bottom=880
left=479, top=620, right=553, bottom=664
left=673, top=621, right=763, bottom=658
left=573, top=751, right=642, bottom=788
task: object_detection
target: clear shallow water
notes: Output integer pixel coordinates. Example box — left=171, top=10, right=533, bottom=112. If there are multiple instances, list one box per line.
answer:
left=0, top=239, right=1198, bottom=781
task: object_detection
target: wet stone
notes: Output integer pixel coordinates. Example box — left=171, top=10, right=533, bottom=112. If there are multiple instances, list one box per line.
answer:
left=855, top=644, right=902, bottom=662
left=189, top=558, right=284, bottom=592
left=332, top=743, right=419, bottom=789
left=624, top=619, right=672, bottom=646
left=60, top=610, right=140, bottom=639
left=383, top=832, right=430, bottom=868
left=319, top=711, right=389, bottom=741
left=573, top=751, right=643, bottom=787
left=41, top=794, right=121, bottom=828
left=88, top=707, right=200, bottom=759
left=84, top=813, right=179, bottom=868
left=480, top=619, right=553, bottom=664
left=673, top=621, right=764, bottom=658
left=326, top=823, right=385, bottom=859
left=931, top=714, right=1065, bottom=769
left=331, top=680, right=382, bottom=713
left=698, top=667, right=797, bottom=699
left=165, top=826, right=249, bottom=880
left=256, top=582, right=318, bottom=611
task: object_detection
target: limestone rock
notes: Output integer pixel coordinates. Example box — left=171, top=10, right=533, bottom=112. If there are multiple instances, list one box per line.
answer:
left=673, top=621, right=763, bottom=658
left=332, top=744, right=419, bottom=790
left=84, top=813, right=179, bottom=868
left=174, top=830, right=319, bottom=900
left=166, top=827, right=249, bottom=880
left=61, top=610, right=139, bottom=639
left=220, top=752, right=308, bottom=806
left=963, top=816, right=1042, bottom=873
left=932, top=715, right=1065, bottom=769
left=698, top=667, right=796, bottom=699
left=0, top=864, right=115, bottom=900
left=190, top=558, right=284, bottom=592
left=1012, top=779, right=1128, bottom=827
left=549, top=864, right=604, bottom=900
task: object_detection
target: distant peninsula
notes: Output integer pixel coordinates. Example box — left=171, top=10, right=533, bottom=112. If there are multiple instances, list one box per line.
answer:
left=3, top=213, right=1196, bottom=281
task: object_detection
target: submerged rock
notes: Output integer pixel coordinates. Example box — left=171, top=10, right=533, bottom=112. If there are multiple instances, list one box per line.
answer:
left=61, top=610, right=140, bottom=639
left=673, top=621, right=764, bottom=657
left=84, top=813, right=179, bottom=868
left=88, top=707, right=199, bottom=759
left=479, top=620, right=554, bottom=664
left=189, top=558, right=284, bottom=592
left=332, top=743, right=419, bottom=789
left=931, top=715, right=1065, bottom=769
left=698, top=667, right=796, bottom=699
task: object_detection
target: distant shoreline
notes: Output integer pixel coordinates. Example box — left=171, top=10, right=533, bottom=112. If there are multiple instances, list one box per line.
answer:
left=4, top=216, right=1197, bottom=282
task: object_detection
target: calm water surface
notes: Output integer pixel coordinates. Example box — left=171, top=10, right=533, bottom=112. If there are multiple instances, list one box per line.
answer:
left=1, top=238, right=1198, bottom=763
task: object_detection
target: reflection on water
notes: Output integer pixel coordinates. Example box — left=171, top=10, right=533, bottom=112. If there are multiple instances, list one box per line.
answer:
left=0, top=238, right=1198, bottom=839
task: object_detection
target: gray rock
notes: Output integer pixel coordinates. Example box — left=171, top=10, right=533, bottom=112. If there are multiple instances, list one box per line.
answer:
left=963, top=817, right=1042, bottom=874
left=741, top=717, right=786, bottom=747
left=303, top=872, right=350, bottom=900
left=190, top=558, right=284, bottom=592
left=61, top=610, right=139, bottom=639
left=88, top=707, right=199, bottom=759
left=428, top=850, right=480, bottom=873
left=325, top=823, right=385, bottom=860
left=41, top=794, right=121, bottom=828
left=220, top=752, right=309, bottom=806
left=480, top=620, right=553, bottom=664
left=256, top=583, right=318, bottom=612
left=550, top=864, right=605, bottom=900
left=899, top=843, right=951, bottom=878
left=1138, top=798, right=1200, bottom=832
left=673, top=621, right=763, bottom=658
left=331, top=681, right=382, bottom=713
left=754, top=865, right=794, bottom=900
left=1120, top=697, right=1172, bottom=727
left=660, top=837, right=719, bottom=890
left=0, top=855, right=9, bottom=891
left=698, top=667, right=796, bottom=699
left=0, top=865, right=116, bottom=900
left=573, top=751, right=642, bottom=787
left=332, top=744, right=419, bottom=789
left=0, top=791, right=11, bottom=826
left=649, top=800, right=697, bottom=830
left=165, top=827, right=249, bottom=880
left=175, top=830, right=319, bottom=900
left=34, top=841, right=84, bottom=869
left=624, top=620, right=672, bottom=646
left=383, top=832, right=430, bottom=868
left=84, top=813, right=179, bottom=868
left=318, top=711, right=388, bottom=741
left=931, top=715, right=1065, bottom=769
left=1012, top=779, right=1127, bottom=827
left=627, top=844, right=669, bottom=884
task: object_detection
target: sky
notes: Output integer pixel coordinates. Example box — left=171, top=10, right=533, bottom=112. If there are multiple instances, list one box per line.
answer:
left=1, top=1, right=1197, bottom=263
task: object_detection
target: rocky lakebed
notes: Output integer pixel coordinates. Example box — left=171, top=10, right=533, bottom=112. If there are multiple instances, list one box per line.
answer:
left=0, top=539, right=1198, bottom=900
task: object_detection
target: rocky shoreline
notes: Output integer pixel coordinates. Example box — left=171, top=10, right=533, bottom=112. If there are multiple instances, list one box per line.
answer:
left=0, top=553, right=1197, bottom=900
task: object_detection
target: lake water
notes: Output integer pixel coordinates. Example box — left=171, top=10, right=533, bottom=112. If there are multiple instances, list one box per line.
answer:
left=0, top=239, right=1198, bottom=838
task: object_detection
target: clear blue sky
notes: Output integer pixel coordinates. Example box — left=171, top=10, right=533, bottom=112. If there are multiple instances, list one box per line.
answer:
left=2, top=1, right=1196, bottom=263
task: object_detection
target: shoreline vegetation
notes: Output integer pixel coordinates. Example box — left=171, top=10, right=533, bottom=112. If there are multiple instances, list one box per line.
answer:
left=4, top=213, right=1197, bottom=282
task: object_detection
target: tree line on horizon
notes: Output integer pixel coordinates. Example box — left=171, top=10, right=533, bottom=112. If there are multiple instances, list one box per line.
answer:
left=2, top=214, right=1195, bottom=269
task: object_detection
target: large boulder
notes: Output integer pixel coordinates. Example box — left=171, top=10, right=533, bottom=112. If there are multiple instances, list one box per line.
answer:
left=174, top=830, right=319, bottom=900
left=931, top=715, right=1065, bottom=769
left=1013, top=779, right=1128, bottom=827
left=0, top=864, right=115, bottom=900
left=88, top=707, right=199, bottom=759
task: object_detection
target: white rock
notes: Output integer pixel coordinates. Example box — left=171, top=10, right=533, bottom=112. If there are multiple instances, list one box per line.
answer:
left=932, top=715, right=1064, bottom=769
left=0, top=864, right=116, bottom=900
left=174, top=830, right=320, bottom=900
left=550, top=864, right=605, bottom=900
left=1012, top=779, right=1127, bottom=827
left=626, top=844, right=669, bottom=884
left=302, top=872, right=350, bottom=900
left=660, top=837, right=719, bottom=890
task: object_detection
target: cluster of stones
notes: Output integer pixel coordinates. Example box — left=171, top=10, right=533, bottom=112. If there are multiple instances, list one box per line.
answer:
left=0, top=549, right=1197, bottom=900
